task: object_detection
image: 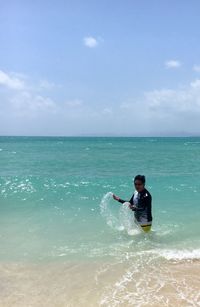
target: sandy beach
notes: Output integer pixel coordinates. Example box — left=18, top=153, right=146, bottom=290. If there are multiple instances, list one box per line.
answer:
left=1, top=259, right=200, bottom=307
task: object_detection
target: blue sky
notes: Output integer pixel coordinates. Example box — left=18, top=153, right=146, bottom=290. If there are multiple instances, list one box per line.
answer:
left=1, top=0, right=200, bottom=136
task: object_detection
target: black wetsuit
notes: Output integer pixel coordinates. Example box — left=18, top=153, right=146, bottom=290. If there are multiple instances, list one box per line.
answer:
left=118, top=188, right=152, bottom=226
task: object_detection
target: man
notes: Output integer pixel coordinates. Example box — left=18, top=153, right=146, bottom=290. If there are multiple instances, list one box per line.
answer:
left=113, top=175, right=152, bottom=232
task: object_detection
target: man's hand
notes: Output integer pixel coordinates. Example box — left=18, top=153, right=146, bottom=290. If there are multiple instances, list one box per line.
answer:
left=113, top=194, right=120, bottom=201
left=129, top=204, right=136, bottom=211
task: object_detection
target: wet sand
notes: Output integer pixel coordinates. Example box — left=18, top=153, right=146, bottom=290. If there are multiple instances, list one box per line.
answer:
left=0, top=259, right=200, bottom=307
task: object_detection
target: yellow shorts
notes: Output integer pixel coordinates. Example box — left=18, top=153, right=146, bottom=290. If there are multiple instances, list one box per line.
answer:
left=141, top=224, right=152, bottom=233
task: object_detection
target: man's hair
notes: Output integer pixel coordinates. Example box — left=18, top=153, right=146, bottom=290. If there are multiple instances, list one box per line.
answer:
left=134, top=175, right=146, bottom=184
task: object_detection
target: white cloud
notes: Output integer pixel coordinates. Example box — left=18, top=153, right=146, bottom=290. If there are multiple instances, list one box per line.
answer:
left=102, top=107, right=112, bottom=115
left=190, top=79, right=200, bottom=88
left=1, top=69, right=200, bottom=136
left=118, top=79, right=200, bottom=135
left=83, top=36, right=98, bottom=48
left=0, top=69, right=86, bottom=123
left=143, top=80, right=200, bottom=114
left=165, top=60, right=181, bottom=69
left=0, top=69, right=89, bottom=135
left=193, top=65, right=200, bottom=72
left=0, top=70, right=25, bottom=90
left=39, top=79, right=57, bottom=89
left=10, top=91, right=56, bottom=115
left=0, top=70, right=57, bottom=117
left=65, top=99, right=83, bottom=107
left=120, top=102, right=133, bottom=109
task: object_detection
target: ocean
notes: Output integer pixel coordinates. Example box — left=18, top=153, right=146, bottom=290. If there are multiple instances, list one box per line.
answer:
left=0, top=136, right=200, bottom=306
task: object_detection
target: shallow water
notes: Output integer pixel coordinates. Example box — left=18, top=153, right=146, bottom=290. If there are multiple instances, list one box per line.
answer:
left=0, top=136, right=200, bottom=305
left=0, top=136, right=200, bottom=262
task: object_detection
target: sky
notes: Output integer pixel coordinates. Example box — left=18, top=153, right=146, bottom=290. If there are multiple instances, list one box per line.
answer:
left=1, top=0, right=200, bottom=136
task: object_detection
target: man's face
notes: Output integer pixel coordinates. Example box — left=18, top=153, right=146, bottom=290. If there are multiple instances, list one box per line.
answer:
left=134, top=180, right=144, bottom=192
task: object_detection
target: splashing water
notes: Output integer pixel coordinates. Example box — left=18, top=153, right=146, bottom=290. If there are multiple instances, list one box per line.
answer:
left=100, top=192, right=119, bottom=229
left=119, top=202, right=141, bottom=235
left=100, top=192, right=140, bottom=235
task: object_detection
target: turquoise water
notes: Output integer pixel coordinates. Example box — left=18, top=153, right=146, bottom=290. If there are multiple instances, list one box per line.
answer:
left=0, top=136, right=200, bottom=262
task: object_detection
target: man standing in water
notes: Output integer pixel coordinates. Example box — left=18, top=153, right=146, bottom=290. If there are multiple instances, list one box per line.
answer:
left=113, top=175, right=152, bottom=232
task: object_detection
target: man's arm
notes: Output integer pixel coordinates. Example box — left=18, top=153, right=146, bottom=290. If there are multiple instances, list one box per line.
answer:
left=113, top=194, right=135, bottom=211
left=144, top=194, right=152, bottom=221
left=145, top=195, right=152, bottom=221
left=113, top=194, right=126, bottom=203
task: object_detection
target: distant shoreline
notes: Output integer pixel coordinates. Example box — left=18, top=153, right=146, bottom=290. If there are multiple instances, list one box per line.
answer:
left=0, top=135, right=200, bottom=138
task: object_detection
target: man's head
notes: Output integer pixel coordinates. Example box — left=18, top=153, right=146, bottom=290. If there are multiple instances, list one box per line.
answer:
left=134, top=175, right=145, bottom=192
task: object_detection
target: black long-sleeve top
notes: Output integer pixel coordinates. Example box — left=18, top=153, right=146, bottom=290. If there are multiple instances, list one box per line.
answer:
left=118, top=188, right=152, bottom=223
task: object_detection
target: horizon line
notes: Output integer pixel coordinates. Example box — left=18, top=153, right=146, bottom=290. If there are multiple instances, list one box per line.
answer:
left=0, top=134, right=200, bottom=138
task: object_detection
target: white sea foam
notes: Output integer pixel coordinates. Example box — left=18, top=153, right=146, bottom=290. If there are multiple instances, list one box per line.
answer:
left=128, top=249, right=200, bottom=261
left=80, top=181, right=89, bottom=185
left=158, top=248, right=200, bottom=260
